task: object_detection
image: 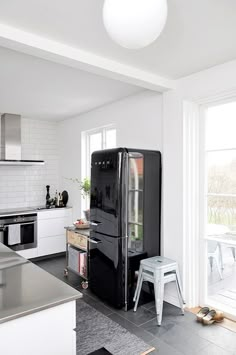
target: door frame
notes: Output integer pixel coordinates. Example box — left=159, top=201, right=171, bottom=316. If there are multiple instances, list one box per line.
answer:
left=183, top=89, right=236, bottom=313
left=199, top=97, right=236, bottom=321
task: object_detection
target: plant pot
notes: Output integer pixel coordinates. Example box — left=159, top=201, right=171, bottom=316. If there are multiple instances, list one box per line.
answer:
left=84, top=210, right=90, bottom=221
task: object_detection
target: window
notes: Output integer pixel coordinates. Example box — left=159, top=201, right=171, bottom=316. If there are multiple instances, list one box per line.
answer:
left=81, top=126, right=116, bottom=210
left=206, top=101, right=236, bottom=232
left=85, top=126, right=116, bottom=178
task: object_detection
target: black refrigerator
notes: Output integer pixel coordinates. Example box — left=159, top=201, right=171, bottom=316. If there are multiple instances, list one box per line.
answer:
left=89, top=148, right=161, bottom=310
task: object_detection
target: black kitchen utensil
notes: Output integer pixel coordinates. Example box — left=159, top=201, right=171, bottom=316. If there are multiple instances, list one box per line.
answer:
left=61, top=190, right=69, bottom=207
left=46, top=185, right=50, bottom=208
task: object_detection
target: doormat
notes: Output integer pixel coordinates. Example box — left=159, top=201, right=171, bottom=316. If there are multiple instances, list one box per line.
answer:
left=76, top=299, right=156, bottom=355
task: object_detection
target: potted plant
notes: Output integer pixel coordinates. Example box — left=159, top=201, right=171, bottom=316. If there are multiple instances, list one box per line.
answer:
left=79, top=178, right=91, bottom=199
left=66, top=177, right=91, bottom=220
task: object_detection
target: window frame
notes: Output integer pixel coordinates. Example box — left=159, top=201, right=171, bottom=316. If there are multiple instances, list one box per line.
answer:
left=81, top=125, right=116, bottom=211
left=84, top=125, right=116, bottom=178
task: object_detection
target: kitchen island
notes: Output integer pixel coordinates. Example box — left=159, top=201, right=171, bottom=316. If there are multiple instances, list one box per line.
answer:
left=0, top=242, right=82, bottom=355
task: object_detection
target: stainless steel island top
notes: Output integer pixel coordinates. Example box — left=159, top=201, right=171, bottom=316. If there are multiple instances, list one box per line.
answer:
left=0, top=243, right=82, bottom=324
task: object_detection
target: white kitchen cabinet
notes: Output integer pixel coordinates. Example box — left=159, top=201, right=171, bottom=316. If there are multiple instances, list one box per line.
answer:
left=38, top=235, right=66, bottom=256
left=38, top=217, right=69, bottom=238
left=37, top=208, right=72, bottom=221
left=0, top=301, right=76, bottom=355
left=16, top=208, right=73, bottom=259
left=37, top=208, right=72, bottom=257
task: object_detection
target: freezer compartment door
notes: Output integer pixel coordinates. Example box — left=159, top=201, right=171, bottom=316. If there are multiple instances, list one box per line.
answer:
left=89, top=231, right=125, bottom=308
left=90, top=150, right=123, bottom=237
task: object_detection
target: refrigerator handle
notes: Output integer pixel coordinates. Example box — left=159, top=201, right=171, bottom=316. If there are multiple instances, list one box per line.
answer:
left=87, top=237, right=101, bottom=244
left=90, top=221, right=102, bottom=226
left=123, top=151, right=129, bottom=312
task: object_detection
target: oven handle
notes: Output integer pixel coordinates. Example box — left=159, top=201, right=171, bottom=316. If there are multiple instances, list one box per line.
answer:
left=1, top=221, right=36, bottom=230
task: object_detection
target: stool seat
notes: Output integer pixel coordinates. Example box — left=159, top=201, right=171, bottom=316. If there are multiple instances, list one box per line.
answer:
left=133, top=256, right=185, bottom=326
left=141, top=256, right=177, bottom=269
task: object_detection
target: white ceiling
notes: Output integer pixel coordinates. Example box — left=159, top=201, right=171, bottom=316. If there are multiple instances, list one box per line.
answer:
left=0, top=46, right=142, bottom=120
left=0, top=0, right=236, bottom=79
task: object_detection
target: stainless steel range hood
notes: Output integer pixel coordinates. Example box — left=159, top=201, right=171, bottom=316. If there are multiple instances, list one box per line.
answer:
left=0, top=114, right=45, bottom=166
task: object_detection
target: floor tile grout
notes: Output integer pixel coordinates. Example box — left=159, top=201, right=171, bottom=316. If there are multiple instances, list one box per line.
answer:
left=106, top=312, right=114, bottom=317
left=138, top=317, right=157, bottom=327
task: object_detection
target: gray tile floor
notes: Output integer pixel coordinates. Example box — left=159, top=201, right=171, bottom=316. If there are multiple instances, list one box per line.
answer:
left=33, top=255, right=236, bottom=355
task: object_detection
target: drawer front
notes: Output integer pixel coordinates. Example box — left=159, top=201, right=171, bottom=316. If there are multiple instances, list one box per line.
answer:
left=37, top=208, right=72, bottom=220
left=67, top=231, right=87, bottom=251
left=38, top=217, right=70, bottom=238
left=38, top=235, right=66, bottom=257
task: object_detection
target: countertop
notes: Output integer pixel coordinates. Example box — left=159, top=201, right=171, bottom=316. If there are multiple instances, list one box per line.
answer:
left=0, top=242, right=82, bottom=324
left=0, top=206, right=72, bottom=218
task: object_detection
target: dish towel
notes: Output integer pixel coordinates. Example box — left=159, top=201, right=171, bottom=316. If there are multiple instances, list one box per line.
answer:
left=8, top=224, right=21, bottom=245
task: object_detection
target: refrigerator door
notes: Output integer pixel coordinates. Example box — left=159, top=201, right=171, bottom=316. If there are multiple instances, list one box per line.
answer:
left=90, top=149, right=124, bottom=237
left=126, top=149, right=161, bottom=257
left=89, top=232, right=124, bottom=308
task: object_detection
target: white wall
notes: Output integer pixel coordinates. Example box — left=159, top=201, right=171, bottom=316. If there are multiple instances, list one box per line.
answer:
left=162, top=59, right=236, bottom=306
left=59, top=90, right=163, bottom=220
left=0, top=118, right=59, bottom=209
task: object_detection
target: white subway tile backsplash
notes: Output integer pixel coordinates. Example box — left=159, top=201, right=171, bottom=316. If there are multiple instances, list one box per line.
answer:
left=0, top=118, right=59, bottom=209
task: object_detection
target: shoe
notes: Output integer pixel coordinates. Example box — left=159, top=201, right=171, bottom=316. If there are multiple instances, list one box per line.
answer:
left=196, top=307, right=210, bottom=322
left=213, top=310, right=224, bottom=323
left=202, top=310, right=217, bottom=325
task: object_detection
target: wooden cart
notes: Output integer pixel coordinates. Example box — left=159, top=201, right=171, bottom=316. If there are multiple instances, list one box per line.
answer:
left=64, top=226, right=90, bottom=289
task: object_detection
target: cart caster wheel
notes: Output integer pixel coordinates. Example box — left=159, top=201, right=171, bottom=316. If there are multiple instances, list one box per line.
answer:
left=64, top=269, right=68, bottom=277
left=81, top=281, right=88, bottom=289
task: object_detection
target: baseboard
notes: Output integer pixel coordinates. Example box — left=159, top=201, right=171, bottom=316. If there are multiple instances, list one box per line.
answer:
left=30, top=252, right=66, bottom=261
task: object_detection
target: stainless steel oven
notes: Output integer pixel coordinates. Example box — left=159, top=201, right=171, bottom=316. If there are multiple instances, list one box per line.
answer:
left=0, top=213, right=37, bottom=251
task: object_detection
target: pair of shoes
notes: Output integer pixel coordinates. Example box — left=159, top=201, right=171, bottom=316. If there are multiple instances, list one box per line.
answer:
left=196, top=307, right=224, bottom=325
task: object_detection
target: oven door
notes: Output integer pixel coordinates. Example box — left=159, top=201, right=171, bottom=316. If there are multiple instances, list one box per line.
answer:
left=1, top=214, right=37, bottom=251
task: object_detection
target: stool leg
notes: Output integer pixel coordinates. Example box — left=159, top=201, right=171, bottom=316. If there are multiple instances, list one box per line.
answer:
left=175, top=267, right=185, bottom=305
left=154, top=278, right=160, bottom=316
left=157, top=276, right=164, bottom=326
left=175, top=276, right=184, bottom=315
left=133, top=265, right=143, bottom=302
left=231, top=247, right=236, bottom=262
left=219, top=244, right=224, bottom=269
left=133, top=274, right=144, bottom=312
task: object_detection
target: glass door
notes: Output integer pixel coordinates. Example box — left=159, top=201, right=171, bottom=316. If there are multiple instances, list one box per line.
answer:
left=202, top=100, right=236, bottom=318
left=128, top=153, right=144, bottom=252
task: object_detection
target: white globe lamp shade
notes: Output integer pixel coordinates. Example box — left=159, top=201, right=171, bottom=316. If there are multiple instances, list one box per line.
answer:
left=103, top=0, right=168, bottom=49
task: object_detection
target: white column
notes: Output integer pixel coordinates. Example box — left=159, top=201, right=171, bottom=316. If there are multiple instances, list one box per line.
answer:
left=182, top=100, right=201, bottom=308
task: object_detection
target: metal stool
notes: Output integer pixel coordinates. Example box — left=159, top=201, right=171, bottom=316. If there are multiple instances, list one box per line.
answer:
left=133, top=256, right=185, bottom=326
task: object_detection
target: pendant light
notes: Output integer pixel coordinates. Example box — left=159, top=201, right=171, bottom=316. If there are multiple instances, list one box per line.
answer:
left=103, top=0, right=168, bottom=50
